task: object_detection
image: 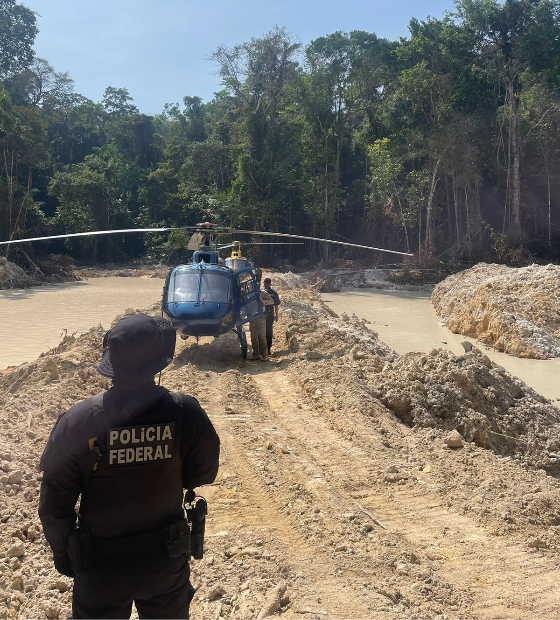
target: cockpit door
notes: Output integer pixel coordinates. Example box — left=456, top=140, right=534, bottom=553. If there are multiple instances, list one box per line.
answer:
left=234, top=268, right=262, bottom=326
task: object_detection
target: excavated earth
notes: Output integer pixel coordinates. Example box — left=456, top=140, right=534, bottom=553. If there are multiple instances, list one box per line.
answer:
left=431, top=263, right=560, bottom=359
left=1, top=274, right=560, bottom=619
left=0, top=259, right=32, bottom=290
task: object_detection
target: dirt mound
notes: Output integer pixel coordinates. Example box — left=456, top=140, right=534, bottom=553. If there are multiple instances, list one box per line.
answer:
left=431, top=263, right=560, bottom=359
left=279, top=288, right=394, bottom=362
left=370, top=347, right=560, bottom=475
left=0, top=258, right=32, bottom=289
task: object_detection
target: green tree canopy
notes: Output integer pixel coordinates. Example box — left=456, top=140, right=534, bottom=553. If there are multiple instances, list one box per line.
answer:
left=0, top=0, right=37, bottom=78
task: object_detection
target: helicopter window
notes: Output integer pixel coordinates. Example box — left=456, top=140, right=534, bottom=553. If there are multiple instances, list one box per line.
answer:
left=167, top=270, right=231, bottom=303
left=237, top=273, right=256, bottom=301
left=199, top=271, right=231, bottom=303
left=168, top=272, right=199, bottom=302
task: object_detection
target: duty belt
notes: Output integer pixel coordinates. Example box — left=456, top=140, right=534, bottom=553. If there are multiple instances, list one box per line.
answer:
left=92, top=528, right=166, bottom=558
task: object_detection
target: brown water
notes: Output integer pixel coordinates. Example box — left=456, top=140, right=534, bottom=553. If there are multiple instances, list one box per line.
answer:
left=1, top=278, right=557, bottom=403
left=0, top=277, right=163, bottom=368
left=322, top=288, right=560, bottom=402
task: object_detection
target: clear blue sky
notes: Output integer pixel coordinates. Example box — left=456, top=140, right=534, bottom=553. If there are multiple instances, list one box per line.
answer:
left=24, top=0, right=455, bottom=115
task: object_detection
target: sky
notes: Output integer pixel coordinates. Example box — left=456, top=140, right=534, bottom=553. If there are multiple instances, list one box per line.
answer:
left=24, top=0, right=456, bottom=115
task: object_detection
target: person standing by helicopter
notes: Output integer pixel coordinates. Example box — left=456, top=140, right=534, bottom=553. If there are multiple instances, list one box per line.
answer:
left=38, top=313, right=220, bottom=619
left=263, top=277, right=281, bottom=356
left=248, top=268, right=273, bottom=361
left=249, top=288, right=274, bottom=360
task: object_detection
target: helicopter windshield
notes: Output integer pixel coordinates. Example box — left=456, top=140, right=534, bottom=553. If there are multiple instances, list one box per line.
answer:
left=167, top=270, right=232, bottom=304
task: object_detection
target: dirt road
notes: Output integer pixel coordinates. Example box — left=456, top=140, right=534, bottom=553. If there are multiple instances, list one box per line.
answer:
left=168, top=337, right=560, bottom=619
left=1, top=286, right=559, bottom=619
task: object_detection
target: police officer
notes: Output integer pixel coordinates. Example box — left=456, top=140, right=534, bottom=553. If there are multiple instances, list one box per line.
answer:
left=38, top=313, right=220, bottom=619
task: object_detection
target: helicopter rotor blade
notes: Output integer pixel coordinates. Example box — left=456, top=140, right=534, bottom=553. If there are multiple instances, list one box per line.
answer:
left=0, top=227, right=181, bottom=246
left=0, top=224, right=413, bottom=257
left=218, top=229, right=414, bottom=257
left=242, top=242, right=304, bottom=245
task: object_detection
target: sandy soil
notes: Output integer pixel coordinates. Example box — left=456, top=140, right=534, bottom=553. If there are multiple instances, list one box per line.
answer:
left=432, top=263, right=560, bottom=359
left=1, top=276, right=560, bottom=619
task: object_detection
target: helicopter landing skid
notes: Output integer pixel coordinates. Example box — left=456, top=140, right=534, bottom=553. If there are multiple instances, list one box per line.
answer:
left=234, top=326, right=248, bottom=359
left=181, top=335, right=201, bottom=343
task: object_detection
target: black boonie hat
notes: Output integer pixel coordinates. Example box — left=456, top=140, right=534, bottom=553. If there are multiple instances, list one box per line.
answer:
left=97, top=313, right=176, bottom=380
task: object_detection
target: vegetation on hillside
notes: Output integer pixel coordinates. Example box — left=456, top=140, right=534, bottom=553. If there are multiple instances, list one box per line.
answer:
left=1, top=0, right=560, bottom=267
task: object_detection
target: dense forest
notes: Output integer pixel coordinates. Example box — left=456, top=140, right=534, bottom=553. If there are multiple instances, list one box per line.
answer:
left=1, top=0, right=560, bottom=268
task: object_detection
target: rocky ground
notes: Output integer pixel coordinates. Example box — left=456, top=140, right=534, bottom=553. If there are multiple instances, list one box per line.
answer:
left=0, top=273, right=559, bottom=619
left=431, top=263, right=560, bottom=359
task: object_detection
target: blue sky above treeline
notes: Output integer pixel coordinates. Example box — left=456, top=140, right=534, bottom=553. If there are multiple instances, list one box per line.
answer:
left=24, top=0, right=455, bottom=114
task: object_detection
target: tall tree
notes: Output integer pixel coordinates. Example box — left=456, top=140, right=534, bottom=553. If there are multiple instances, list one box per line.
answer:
left=211, top=26, right=301, bottom=229
left=0, top=85, right=48, bottom=249
left=4, top=57, right=73, bottom=106
left=455, top=0, right=560, bottom=239
left=0, top=0, right=37, bottom=78
left=304, top=31, right=390, bottom=256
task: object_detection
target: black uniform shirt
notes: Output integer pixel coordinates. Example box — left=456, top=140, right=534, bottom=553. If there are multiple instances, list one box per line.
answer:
left=264, top=286, right=280, bottom=317
left=38, top=383, right=220, bottom=556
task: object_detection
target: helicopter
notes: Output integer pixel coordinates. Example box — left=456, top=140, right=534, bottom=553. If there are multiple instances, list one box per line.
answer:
left=0, top=223, right=413, bottom=358
left=161, top=223, right=262, bottom=358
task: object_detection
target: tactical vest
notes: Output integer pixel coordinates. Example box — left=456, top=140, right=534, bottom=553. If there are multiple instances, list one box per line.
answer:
left=78, top=392, right=186, bottom=539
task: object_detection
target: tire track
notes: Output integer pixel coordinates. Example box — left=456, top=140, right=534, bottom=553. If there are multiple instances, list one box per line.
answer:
left=172, top=367, right=377, bottom=619
left=213, top=366, right=468, bottom=618
left=247, top=366, right=560, bottom=619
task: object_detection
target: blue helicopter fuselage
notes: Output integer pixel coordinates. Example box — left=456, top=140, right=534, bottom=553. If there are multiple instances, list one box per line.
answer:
left=161, top=252, right=262, bottom=338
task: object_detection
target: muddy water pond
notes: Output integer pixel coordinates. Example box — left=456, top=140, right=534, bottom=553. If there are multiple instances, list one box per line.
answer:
left=0, top=277, right=164, bottom=368
left=322, top=288, right=560, bottom=403
left=1, top=278, right=557, bottom=403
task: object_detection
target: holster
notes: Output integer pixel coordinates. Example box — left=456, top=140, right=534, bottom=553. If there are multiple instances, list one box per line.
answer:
left=68, top=527, right=93, bottom=573
left=164, top=518, right=192, bottom=558
left=187, top=498, right=207, bottom=560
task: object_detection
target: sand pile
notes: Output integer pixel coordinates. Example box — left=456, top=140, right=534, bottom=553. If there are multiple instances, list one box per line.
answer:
left=0, top=258, right=32, bottom=290
left=431, top=263, right=560, bottom=359
left=279, top=288, right=394, bottom=362
left=369, top=347, right=560, bottom=475
left=0, top=327, right=111, bottom=619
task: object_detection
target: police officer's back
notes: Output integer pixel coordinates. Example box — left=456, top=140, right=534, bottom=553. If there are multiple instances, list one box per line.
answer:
left=38, top=313, right=220, bottom=619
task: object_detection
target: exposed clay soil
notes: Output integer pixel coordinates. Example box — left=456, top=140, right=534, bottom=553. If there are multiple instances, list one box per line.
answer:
left=1, top=274, right=560, bottom=619
left=432, top=263, right=560, bottom=359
